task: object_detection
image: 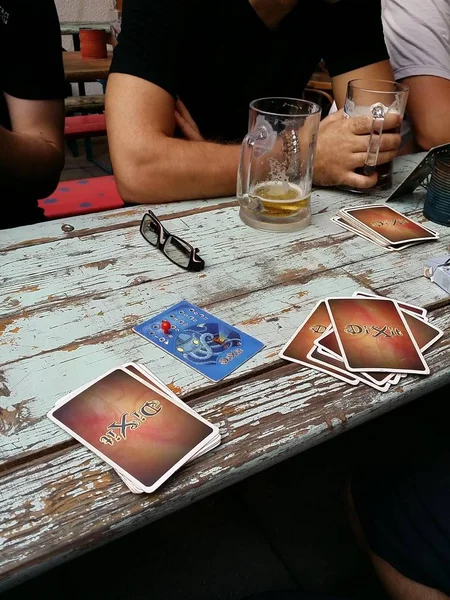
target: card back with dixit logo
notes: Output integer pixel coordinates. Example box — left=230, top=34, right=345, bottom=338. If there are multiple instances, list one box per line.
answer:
left=341, top=205, right=438, bottom=245
left=279, top=300, right=359, bottom=385
left=325, top=297, right=429, bottom=374
left=48, top=368, right=217, bottom=493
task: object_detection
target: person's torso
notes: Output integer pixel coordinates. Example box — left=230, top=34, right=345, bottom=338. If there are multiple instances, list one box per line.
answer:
left=177, top=0, right=323, bottom=141
left=382, top=0, right=450, bottom=79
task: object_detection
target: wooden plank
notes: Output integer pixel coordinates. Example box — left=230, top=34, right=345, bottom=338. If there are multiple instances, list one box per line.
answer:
left=65, top=94, right=105, bottom=113
left=0, top=199, right=238, bottom=252
left=60, top=21, right=111, bottom=36
left=63, top=51, right=112, bottom=83
left=0, top=186, right=447, bottom=325
left=1, top=304, right=449, bottom=589
left=341, top=244, right=450, bottom=306
left=1, top=197, right=437, bottom=316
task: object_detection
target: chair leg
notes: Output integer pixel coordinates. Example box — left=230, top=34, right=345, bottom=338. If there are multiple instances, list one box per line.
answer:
left=67, top=138, right=79, bottom=157
left=84, top=137, right=94, bottom=162
left=84, top=136, right=113, bottom=174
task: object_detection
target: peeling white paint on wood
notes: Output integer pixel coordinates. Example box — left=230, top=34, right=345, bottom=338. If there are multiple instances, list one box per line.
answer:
left=1, top=154, right=449, bottom=591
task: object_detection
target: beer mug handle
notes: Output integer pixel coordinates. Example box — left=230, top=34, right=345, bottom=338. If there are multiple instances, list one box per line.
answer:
left=237, top=128, right=269, bottom=203
left=363, top=103, right=385, bottom=176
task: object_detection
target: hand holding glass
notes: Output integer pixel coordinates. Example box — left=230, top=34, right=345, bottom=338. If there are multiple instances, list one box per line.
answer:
left=344, top=79, right=409, bottom=191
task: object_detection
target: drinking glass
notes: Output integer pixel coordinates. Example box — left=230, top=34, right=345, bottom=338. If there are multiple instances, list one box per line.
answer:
left=237, top=97, right=321, bottom=232
left=344, top=79, right=409, bottom=192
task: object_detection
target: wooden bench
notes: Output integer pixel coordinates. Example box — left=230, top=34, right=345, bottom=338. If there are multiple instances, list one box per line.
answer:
left=64, top=100, right=110, bottom=173
left=39, top=176, right=124, bottom=219
left=65, top=114, right=106, bottom=138
left=65, top=94, right=105, bottom=114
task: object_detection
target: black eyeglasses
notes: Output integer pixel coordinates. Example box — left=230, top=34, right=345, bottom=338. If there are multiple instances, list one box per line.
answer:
left=140, top=211, right=205, bottom=272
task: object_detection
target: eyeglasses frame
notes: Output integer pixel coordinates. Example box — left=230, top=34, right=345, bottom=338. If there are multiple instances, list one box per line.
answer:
left=140, top=211, right=205, bottom=272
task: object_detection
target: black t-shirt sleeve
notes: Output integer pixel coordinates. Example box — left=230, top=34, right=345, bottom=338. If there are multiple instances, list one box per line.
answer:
left=3, top=0, right=66, bottom=101
left=110, top=0, right=187, bottom=98
left=322, top=0, right=390, bottom=77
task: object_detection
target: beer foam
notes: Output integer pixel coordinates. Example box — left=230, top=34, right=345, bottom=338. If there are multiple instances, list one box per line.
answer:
left=345, top=99, right=402, bottom=118
left=252, top=180, right=306, bottom=202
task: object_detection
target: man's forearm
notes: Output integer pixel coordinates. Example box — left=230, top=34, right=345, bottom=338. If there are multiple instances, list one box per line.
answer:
left=114, top=136, right=242, bottom=203
left=0, top=127, right=64, bottom=198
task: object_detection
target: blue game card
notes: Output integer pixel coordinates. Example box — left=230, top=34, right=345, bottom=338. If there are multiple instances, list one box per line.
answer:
left=133, top=301, right=265, bottom=382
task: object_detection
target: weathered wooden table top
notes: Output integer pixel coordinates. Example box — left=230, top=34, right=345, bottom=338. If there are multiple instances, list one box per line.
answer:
left=63, top=51, right=112, bottom=83
left=1, top=153, right=449, bottom=590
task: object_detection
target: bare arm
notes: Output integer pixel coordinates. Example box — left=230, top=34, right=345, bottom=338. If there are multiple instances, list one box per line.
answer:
left=331, top=59, right=395, bottom=108
left=0, top=95, right=65, bottom=198
left=401, top=75, right=450, bottom=151
left=106, top=73, right=241, bottom=204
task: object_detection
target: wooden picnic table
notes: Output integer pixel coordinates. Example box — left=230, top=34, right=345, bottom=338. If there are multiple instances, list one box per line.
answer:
left=63, top=51, right=112, bottom=84
left=60, top=21, right=111, bottom=38
left=1, top=153, right=449, bottom=591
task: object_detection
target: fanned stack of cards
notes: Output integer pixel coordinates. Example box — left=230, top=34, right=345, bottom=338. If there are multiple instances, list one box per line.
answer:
left=47, top=362, right=220, bottom=494
left=332, top=204, right=439, bottom=251
left=279, top=291, right=443, bottom=393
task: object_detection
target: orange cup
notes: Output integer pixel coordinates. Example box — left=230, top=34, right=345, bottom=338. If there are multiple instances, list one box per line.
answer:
left=79, top=28, right=107, bottom=59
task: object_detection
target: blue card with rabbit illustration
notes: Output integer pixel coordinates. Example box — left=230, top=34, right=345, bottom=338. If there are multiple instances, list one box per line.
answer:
left=133, top=300, right=265, bottom=381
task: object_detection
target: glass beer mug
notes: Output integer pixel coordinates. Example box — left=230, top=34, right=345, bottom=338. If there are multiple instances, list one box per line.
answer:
left=344, top=79, right=409, bottom=191
left=237, top=97, right=321, bottom=232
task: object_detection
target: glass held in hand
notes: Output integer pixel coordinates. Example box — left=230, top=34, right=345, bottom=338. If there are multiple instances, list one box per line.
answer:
left=344, top=78, right=409, bottom=192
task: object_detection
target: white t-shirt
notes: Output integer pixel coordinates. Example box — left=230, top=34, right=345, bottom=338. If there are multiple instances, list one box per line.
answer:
left=328, top=0, right=450, bottom=144
left=381, top=0, right=450, bottom=82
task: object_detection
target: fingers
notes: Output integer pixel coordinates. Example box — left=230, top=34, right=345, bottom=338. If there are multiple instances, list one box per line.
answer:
left=175, top=111, right=203, bottom=142
left=377, top=133, right=401, bottom=153
left=382, top=112, right=403, bottom=132
left=342, top=170, right=378, bottom=190
left=175, top=99, right=201, bottom=134
left=347, top=133, right=400, bottom=153
left=351, top=147, right=398, bottom=169
left=374, top=148, right=399, bottom=166
left=348, top=116, right=373, bottom=135
left=348, top=112, right=402, bottom=135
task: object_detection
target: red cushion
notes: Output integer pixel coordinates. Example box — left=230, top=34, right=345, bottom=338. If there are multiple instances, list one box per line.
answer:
left=38, top=176, right=125, bottom=218
left=65, top=114, right=106, bottom=136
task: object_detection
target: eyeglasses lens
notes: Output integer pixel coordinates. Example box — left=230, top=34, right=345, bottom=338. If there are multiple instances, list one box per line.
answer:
left=142, top=215, right=159, bottom=246
left=164, top=236, right=191, bottom=268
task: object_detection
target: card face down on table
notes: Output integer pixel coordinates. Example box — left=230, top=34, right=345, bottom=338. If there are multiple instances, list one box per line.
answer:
left=48, top=363, right=221, bottom=494
left=332, top=204, right=439, bottom=251
left=280, top=291, right=443, bottom=393
left=133, top=300, right=265, bottom=382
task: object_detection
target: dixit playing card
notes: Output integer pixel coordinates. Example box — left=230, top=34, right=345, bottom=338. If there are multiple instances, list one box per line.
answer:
left=324, top=297, right=430, bottom=374
left=340, top=205, right=438, bottom=245
left=48, top=367, right=218, bottom=493
left=313, top=329, right=399, bottom=386
left=352, top=291, right=428, bottom=319
left=133, top=300, right=264, bottom=382
left=279, top=301, right=359, bottom=385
